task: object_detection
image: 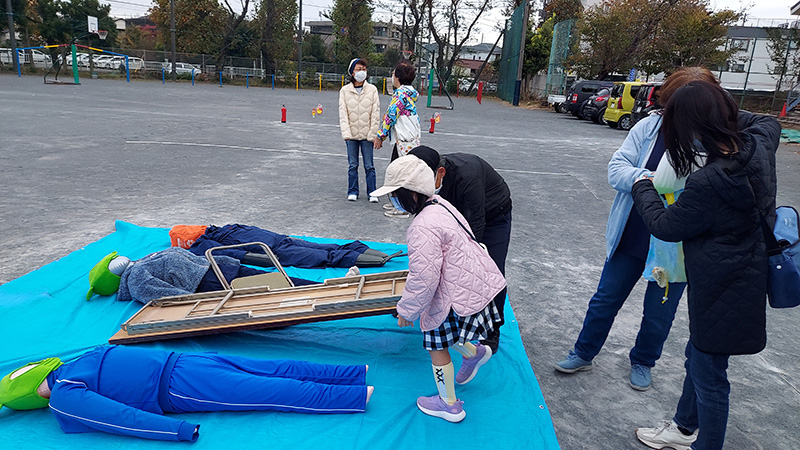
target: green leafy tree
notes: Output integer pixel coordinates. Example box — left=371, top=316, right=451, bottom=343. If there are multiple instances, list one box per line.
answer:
left=329, top=0, right=374, bottom=64
left=640, top=0, right=739, bottom=76
left=543, top=0, right=583, bottom=23
left=520, top=14, right=555, bottom=98
left=150, top=0, right=225, bottom=55
left=304, top=32, right=327, bottom=62
left=255, top=0, right=297, bottom=73
left=215, top=0, right=251, bottom=70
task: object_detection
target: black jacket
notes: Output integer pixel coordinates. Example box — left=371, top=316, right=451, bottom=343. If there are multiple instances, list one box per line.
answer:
left=631, top=113, right=780, bottom=355
left=438, top=153, right=512, bottom=241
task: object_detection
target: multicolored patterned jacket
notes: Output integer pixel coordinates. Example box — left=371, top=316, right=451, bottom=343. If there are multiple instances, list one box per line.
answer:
left=377, top=85, right=419, bottom=141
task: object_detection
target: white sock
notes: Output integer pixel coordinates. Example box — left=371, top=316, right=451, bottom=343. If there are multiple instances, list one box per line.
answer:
left=432, top=362, right=457, bottom=405
left=453, top=342, right=477, bottom=358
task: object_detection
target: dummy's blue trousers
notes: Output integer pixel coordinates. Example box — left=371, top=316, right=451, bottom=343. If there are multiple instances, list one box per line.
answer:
left=573, top=251, right=686, bottom=367
left=166, top=354, right=368, bottom=414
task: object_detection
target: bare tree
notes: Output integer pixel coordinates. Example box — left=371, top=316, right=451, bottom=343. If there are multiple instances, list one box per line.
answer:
left=426, top=0, right=493, bottom=83
left=216, top=0, right=251, bottom=71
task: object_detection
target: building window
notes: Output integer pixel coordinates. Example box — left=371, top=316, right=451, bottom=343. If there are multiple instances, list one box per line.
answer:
left=726, top=61, right=745, bottom=72
left=376, top=44, right=387, bottom=53
left=730, top=38, right=749, bottom=51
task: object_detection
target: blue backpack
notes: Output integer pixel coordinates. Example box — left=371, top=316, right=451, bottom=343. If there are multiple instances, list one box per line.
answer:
left=767, top=206, right=800, bottom=308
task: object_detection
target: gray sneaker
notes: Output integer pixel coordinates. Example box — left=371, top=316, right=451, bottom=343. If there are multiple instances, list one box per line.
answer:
left=384, top=208, right=410, bottom=218
left=630, top=364, right=652, bottom=391
left=554, top=350, right=593, bottom=374
left=635, top=420, right=697, bottom=450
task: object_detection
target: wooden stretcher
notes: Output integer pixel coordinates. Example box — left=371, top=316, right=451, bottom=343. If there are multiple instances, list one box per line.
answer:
left=108, top=242, right=407, bottom=345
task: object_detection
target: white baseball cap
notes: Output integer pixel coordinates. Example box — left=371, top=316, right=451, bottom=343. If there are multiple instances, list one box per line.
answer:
left=370, top=155, right=435, bottom=198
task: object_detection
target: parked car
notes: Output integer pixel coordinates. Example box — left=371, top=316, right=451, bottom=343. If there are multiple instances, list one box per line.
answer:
left=631, top=82, right=662, bottom=125
left=93, top=55, right=115, bottom=69
left=603, top=81, right=645, bottom=130
left=580, top=88, right=611, bottom=124
left=163, top=62, right=202, bottom=76
left=0, top=48, right=51, bottom=66
left=565, top=80, right=616, bottom=117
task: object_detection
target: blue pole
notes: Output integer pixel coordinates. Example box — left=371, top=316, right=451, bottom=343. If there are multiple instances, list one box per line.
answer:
left=191, top=69, right=194, bottom=86
left=246, top=73, right=249, bottom=89
left=272, top=74, right=275, bottom=90
left=125, top=56, right=130, bottom=83
left=162, top=68, right=165, bottom=84
left=17, top=57, right=21, bottom=77
left=219, top=71, right=222, bottom=87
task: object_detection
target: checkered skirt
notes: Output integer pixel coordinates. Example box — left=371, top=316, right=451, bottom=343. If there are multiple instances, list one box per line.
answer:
left=422, top=301, right=501, bottom=350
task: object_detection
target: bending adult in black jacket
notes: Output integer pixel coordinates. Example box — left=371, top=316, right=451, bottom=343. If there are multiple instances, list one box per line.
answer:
left=631, top=81, right=780, bottom=450
left=408, top=146, right=512, bottom=353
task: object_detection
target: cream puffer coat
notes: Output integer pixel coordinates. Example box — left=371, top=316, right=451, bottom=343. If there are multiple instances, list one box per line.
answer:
left=338, top=82, right=381, bottom=141
left=397, top=196, right=507, bottom=332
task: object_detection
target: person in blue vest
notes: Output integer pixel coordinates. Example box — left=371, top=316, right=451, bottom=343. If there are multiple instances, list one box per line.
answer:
left=0, top=345, right=372, bottom=442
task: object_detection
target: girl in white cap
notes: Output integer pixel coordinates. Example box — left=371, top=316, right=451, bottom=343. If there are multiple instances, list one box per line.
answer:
left=338, top=57, right=381, bottom=202
left=370, top=155, right=506, bottom=422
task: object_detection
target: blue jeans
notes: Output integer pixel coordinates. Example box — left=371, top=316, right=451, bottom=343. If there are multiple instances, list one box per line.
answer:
left=345, top=140, right=376, bottom=197
left=673, top=341, right=731, bottom=450
left=573, top=251, right=686, bottom=366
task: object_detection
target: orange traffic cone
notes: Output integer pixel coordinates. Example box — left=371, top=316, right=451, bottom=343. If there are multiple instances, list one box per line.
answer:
left=780, top=102, right=787, bottom=117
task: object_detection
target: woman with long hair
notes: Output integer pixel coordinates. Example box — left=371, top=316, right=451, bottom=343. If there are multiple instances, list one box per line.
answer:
left=631, top=81, right=780, bottom=450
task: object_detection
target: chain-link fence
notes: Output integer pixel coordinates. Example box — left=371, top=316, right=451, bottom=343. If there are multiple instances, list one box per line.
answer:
left=1, top=46, right=397, bottom=90
left=545, top=19, right=576, bottom=97
left=497, top=3, right=526, bottom=104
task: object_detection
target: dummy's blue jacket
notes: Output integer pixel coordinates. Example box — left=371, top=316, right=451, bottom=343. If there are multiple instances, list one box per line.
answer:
left=46, top=346, right=198, bottom=442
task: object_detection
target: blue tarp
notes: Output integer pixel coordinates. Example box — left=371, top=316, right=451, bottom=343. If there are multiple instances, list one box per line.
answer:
left=0, top=221, right=560, bottom=449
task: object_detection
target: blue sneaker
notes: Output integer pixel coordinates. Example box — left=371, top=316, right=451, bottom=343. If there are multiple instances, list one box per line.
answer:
left=554, top=350, right=593, bottom=373
left=630, top=364, right=652, bottom=391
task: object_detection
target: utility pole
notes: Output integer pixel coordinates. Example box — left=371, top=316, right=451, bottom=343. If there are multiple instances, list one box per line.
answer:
left=170, top=0, right=177, bottom=81
left=400, top=5, right=406, bottom=53
left=5, top=0, right=19, bottom=73
left=513, top=0, right=530, bottom=106
left=298, top=0, right=303, bottom=74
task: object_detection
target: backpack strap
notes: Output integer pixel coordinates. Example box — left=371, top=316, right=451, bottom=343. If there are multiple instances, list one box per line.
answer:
left=424, top=198, right=479, bottom=243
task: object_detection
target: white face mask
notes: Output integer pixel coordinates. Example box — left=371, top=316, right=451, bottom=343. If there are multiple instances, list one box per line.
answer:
left=354, top=71, right=367, bottom=82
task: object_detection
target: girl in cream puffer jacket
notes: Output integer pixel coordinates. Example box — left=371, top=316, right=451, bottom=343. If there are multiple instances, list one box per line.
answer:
left=338, top=58, right=381, bottom=201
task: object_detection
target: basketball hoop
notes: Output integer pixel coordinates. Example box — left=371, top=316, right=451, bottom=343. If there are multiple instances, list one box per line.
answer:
left=401, top=50, right=413, bottom=61
left=96, top=30, right=108, bottom=40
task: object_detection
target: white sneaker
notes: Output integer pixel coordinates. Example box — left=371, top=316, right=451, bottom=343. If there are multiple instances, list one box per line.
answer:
left=347, top=194, right=357, bottom=201
left=383, top=203, right=395, bottom=210
left=635, top=420, right=697, bottom=450
left=369, top=196, right=379, bottom=203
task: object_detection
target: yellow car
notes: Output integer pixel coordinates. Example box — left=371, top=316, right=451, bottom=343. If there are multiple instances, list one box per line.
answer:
left=603, top=81, right=645, bottom=130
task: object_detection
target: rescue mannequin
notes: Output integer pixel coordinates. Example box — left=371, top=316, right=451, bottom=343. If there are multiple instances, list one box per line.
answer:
left=0, top=345, right=373, bottom=442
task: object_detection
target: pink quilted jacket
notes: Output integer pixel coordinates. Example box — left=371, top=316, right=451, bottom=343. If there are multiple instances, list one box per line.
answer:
left=397, top=196, right=506, bottom=331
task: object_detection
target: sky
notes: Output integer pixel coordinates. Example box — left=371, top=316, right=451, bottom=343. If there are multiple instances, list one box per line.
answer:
left=104, top=0, right=799, bottom=46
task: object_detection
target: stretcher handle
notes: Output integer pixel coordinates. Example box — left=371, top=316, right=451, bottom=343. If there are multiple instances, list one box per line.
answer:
left=204, top=242, right=295, bottom=291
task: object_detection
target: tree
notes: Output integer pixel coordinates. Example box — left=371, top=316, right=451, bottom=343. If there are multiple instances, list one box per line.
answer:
left=569, top=0, right=736, bottom=80
left=426, top=0, right=494, bottom=84
left=639, top=0, right=739, bottom=76
left=766, top=28, right=800, bottom=88
left=215, top=0, right=251, bottom=70
left=382, top=46, right=402, bottom=67
left=150, top=0, right=225, bottom=55
left=304, top=32, right=328, bottom=62
left=255, top=0, right=297, bottom=73
left=520, top=14, right=555, bottom=98
left=329, top=0, right=374, bottom=64
left=543, top=0, right=582, bottom=23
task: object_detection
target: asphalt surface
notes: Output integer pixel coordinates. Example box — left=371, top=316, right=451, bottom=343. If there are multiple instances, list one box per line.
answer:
left=2, top=74, right=799, bottom=449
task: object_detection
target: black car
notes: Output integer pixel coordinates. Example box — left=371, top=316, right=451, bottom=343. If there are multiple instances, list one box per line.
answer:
left=580, top=88, right=611, bottom=124
left=631, top=83, right=662, bottom=125
left=565, top=80, right=616, bottom=117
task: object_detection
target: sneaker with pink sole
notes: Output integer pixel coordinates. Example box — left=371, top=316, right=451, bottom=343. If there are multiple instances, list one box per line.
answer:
left=456, top=343, right=493, bottom=385
left=416, top=395, right=466, bottom=423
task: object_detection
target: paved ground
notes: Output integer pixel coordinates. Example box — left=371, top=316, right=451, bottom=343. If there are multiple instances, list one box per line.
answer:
left=2, top=74, right=799, bottom=449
